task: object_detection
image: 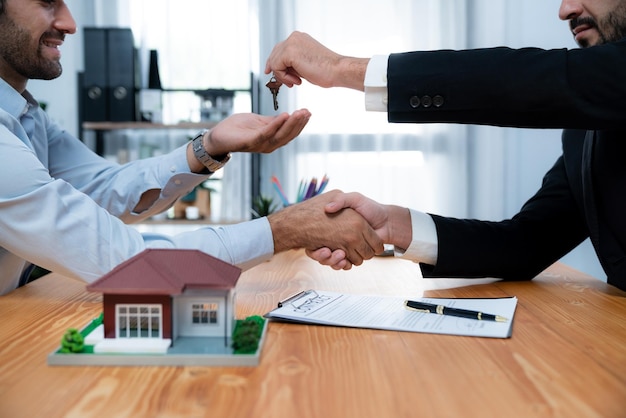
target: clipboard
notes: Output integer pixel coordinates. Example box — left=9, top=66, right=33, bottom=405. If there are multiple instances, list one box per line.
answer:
left=266, top=289, right=517, bottom=338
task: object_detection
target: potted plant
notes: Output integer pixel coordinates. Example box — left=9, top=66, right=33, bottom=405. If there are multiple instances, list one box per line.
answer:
left=251, top=195, right=279, bottom=219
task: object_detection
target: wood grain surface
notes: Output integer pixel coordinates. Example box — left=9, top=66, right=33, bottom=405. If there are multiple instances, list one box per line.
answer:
left=1, top=250, right=624, bottom=418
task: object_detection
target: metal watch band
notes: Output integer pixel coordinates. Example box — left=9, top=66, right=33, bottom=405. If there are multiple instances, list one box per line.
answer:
left=191, top=130, right=231, bottom=172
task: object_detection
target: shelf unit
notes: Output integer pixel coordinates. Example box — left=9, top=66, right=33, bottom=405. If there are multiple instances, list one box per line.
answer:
left=83, top=121, right=217, bottom=156
left=82, top=122, right=223, bottom=224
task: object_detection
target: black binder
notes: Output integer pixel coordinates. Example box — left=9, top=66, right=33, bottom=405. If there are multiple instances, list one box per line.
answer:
left=81, top=27, right=136, bottom=122
left=82, top=28, right=107, bottom=121
left=106, top=28, right=136, bottom=121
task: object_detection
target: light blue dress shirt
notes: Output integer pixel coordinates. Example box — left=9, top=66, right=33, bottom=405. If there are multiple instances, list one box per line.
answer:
left=0, top=79, right=273, bottom=295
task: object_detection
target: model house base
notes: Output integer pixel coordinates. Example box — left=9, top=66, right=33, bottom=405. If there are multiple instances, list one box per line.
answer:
left=47, top=249, right=267, bottom=367
left=48, top=320, right=268, bottom=367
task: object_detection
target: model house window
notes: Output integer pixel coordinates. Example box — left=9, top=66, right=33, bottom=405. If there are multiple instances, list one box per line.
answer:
left=116, top=304, right=162, bottom=338
left=192, top=303, right=219, bottom=325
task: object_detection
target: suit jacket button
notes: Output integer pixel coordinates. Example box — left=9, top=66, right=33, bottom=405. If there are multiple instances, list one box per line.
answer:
left=433, top=95, right=444, bottom=107
left=421, top=95, right=432, bottom=108
left=409, top=96, right=421, bottom=108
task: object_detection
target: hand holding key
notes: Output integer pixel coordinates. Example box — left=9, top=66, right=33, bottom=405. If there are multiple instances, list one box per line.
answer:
left=266, top=76, right=282, bottom=111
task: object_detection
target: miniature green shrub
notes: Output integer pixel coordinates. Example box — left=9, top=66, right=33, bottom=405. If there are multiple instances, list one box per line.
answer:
left=232, top=315, right=265, bottom=354
left=245, top=315, right=265, bottom=330
left=60, top=328, right=84, bottom=353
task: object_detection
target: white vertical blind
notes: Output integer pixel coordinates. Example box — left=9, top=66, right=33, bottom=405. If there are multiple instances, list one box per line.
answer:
left=256, top=0, right=470, bottom=217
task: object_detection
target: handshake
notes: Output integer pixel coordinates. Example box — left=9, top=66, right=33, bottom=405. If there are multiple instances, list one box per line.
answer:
left=266, top=190, right=412, bottom=270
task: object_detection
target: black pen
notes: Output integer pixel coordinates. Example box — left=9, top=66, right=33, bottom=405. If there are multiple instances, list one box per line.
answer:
left=404, top=300, right=508, bottom=322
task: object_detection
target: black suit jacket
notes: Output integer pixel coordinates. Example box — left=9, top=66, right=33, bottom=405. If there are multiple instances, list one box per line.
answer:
left=386, top=38, right=626, bottom=290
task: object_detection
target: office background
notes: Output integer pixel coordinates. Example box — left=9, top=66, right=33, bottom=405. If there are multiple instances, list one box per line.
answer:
left=27, top=0, right=604, bottom=279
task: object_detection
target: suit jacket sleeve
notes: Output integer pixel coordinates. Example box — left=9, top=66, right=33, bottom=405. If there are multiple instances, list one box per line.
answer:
left=387, top=39, right=626, bottom=129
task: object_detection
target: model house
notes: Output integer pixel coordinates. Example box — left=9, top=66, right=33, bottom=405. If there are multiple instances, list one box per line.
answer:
left=86, top=249, right=241, bottom=351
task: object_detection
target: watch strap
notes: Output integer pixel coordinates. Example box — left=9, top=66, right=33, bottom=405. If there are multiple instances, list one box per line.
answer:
left=191, top=130, right=231, bottom=172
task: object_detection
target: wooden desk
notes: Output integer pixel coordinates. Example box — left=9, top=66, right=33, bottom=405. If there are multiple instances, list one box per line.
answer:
left=1, top=251, right=624, bottom=417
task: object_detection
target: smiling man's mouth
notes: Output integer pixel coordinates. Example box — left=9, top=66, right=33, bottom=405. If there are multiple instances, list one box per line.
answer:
left=572, top=23, right=593, bottom=36
left=569, top=16, right=599, bottom=45
left=42, top=37, right=62, bottom=48
left=40, top=32, right=65, bottom=57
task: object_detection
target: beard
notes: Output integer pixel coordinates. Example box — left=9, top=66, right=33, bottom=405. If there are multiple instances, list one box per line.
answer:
left=0, top=14, right=63, bottom=80
left=601, top=6, right=626, bottom=44
left=571, top=2, right=626, bottom=47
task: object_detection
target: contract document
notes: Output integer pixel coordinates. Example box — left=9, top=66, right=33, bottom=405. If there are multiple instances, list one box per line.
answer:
left=265, top=290, right=517, bottom=338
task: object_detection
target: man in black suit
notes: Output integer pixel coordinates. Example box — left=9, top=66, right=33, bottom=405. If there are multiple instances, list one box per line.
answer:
left=265, top=1, right=626, bottom=290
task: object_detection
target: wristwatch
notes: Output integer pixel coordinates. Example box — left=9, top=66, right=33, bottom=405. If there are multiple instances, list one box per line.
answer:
left=191, top=130, right=231, bottom=172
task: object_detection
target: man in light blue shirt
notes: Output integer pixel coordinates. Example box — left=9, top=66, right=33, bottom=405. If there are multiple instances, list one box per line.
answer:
left=0, top=0, right=383, bottom=295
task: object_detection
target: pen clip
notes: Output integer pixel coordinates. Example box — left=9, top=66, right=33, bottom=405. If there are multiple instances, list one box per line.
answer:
left=404, top=301, right=431, bottom=314
left=278, top=290, right=312, bottom=308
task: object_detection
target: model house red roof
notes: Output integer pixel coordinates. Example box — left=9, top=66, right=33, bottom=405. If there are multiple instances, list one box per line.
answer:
left=86, top=249, right=242, bottom=295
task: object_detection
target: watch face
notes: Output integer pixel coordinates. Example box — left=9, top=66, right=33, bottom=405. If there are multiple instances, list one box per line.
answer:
left=193, top=133, right=203, bottom=149
left=193, top=134, right=207, bottom=156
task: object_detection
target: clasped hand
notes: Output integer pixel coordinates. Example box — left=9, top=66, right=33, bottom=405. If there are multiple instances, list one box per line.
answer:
left=304, top=191, right=393, bottom=270
left=270, top=190, right=396, bottom=270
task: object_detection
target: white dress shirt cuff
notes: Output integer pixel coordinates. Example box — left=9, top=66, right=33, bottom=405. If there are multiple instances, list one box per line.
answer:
left=364, top=54, right=389, bottom=112
left=394, top=209, right=438, bottom=265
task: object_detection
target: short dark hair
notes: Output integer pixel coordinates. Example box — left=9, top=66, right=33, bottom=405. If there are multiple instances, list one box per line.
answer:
left=0, top=0, right=4, bottom=16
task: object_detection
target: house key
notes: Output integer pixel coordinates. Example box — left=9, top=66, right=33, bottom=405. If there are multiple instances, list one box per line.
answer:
left=265, top=76, right=282, bottom=111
